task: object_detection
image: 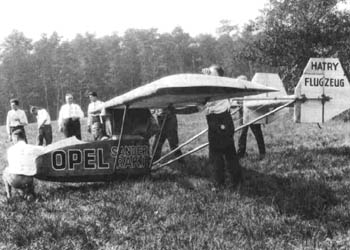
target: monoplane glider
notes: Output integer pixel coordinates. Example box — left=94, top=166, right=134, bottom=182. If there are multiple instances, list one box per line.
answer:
left=35, top=74, right=276, bottom=182
left=35, top=58, right=350, bottom=181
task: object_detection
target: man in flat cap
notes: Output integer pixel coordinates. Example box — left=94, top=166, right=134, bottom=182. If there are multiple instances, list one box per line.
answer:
left=2, top=129, right=44, bottom=200
left=6, top=98, right=28, bottom=143
left=87, top=91, right=104, bottom=140
left=30, top=106, right=53, bottom=146
left=58, top=93, right=84, bottom=140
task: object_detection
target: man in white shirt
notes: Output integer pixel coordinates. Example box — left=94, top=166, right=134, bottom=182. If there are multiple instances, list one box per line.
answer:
left=30, top=106, right=53, bottom=146
left=203, top=65, right=242, bottom=188
left=87, top=91, right=104, bottom=140
left=58, top=93, right=84, bottom=140
left=2, top=129, right=44, bottom=199
left=6, top=98, right=28, bottom=143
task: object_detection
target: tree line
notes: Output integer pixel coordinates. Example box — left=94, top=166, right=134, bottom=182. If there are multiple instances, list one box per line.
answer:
left=0, top=0, right=349, bottom=125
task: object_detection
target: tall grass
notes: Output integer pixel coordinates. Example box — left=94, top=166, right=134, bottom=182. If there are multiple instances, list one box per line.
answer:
left=1, top=113, right=350, bottom=249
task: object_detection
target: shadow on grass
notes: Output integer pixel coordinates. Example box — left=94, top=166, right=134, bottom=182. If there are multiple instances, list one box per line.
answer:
left=38, top=175, right=149, bottom=198
left=283, top=145, right=350, bottom=158
left=168, top=150, right=347, bottom=228
left=240, top=168, right=338, bottom=220
left=238, top=146, right=350, bottom=232
left=48, top=182, right=111, bottom=194
left=150, top=154, right=212, bottom=189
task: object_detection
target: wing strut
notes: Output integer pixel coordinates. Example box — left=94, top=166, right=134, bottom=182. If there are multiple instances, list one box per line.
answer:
left=152, top=99, right=296, bottom=171
left=149, top=111, right=169, bottom=168
left=152, top=128, right=208, bottom=165
left=113, top=105, right=128, bottom=172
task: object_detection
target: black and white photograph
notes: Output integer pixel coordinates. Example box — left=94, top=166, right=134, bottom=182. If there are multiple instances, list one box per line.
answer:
left=1, top=0, right=350, bottom=249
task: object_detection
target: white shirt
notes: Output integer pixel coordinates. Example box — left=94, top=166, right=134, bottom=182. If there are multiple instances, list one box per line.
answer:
left=88, top=100, right=103, bottom=114
left=36, top=109, right=51, bottom=128
left=5, top=141, right=44, bottom=176
left=6, top=109, right=28, bottom=134
left=87, top=100, right=103, bottom=125
left=58, top=103, right=84, bottom=126
left=205, top=99, right=231, bottom=115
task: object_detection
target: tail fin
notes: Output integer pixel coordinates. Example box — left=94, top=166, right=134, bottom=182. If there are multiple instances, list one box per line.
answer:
left=243, top=73, right=289, bottom=124
left=294, top=58, right=350, bottom=123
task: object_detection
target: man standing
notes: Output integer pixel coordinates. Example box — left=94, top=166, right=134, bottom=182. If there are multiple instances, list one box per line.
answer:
left=87, top=91, right=104, bottom=140
left=152, top=107, right=183, bottom=163
left=6, top=98, right=28, bottom=143
left=2, top=129, right=44, bottom=200
left=58, top=93, right=84, bottom=140
left=203, top=65, right=242, bottom=188
left=235, top=75, right=266, bottom=159
left=30, top=106, right=53, bottom=146
left=237, top=124, right=266, bottom=159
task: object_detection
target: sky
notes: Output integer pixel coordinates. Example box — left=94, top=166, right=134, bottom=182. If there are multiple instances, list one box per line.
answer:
left=0, top=0, right=270, bottom=42
left=1, top=0, right=349, bottom=43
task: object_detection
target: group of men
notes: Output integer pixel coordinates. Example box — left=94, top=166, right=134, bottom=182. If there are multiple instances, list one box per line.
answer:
left=5, top=91, right=105, bottom=147
left=2, top=91, right=105, bottom=199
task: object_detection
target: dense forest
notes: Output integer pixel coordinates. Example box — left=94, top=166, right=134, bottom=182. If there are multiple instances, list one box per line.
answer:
left=0, top=0, right=349, bottom=124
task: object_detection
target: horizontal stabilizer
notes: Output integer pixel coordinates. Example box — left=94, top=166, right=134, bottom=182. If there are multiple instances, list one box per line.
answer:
left=244, top=98, right=293, bottom=109
left=99, top=74, right=277, bottom=110
left=294, top=58, right=350, bottom=123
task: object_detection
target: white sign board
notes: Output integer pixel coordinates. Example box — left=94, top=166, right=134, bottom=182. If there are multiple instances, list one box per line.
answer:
left=294, top=58, right=350, bottom=123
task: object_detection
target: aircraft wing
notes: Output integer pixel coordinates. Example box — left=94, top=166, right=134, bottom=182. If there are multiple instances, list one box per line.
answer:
left=98, top=74, right=277, bottom=110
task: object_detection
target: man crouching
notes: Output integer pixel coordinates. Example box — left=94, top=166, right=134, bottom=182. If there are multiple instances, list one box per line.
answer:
left=2, top=129, right=44, bottom=200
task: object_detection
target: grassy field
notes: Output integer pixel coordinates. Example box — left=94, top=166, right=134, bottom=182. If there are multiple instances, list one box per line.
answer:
left=1, top=112, right=350, bottom=249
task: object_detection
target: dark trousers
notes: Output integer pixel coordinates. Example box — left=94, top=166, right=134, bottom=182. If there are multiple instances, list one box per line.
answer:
left=152, top=115, right=182, bottom=161
left=206, top=111, right=241, bottom=186
left=10, top=126, right=27, bottom=143
left=238, top=124, right=265, bottom=156
left=209, top=143, right=241, bottom=185
left=37, top=125, right=53, bottom=146
left=63, top=118, right=81, bottom=140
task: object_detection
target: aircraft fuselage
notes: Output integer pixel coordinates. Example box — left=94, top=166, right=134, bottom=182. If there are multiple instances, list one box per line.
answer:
left=35, top=138, right=150, bottom=182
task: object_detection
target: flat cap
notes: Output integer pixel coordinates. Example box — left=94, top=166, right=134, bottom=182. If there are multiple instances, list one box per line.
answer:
left=88, top=91, right=97, bottom=97
left=12, top=129, right=23, bottom=135
left=30, top=106, right=37, bottom=113
left=10, top=98, right=19, bottom=105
